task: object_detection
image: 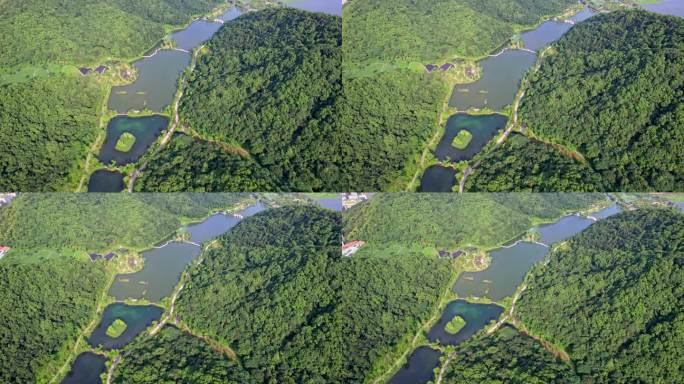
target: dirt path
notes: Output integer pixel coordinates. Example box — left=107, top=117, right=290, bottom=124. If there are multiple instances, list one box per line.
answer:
left=127, top=45, right=204, bottom=192
left=106, top=356, right=120, bottom=384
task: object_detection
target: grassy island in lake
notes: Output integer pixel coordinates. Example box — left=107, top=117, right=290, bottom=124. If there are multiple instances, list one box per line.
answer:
left=452, top=130, right=473, bottom=150
left=445, top=315, right=466, bottom=334
left=106, top=319, right=127, bottom=338
left=115, top=132, right=136, bottom=152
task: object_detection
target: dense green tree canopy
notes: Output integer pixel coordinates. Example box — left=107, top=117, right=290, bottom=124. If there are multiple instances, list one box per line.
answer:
left=465, top=134, right=606, bottom=192
left=0, top=0, right=225, bottom=67
left=443, top=326, right=580, bottom=384
left=0, top=260, right=108, bottom=384
left=113, top=326, right=251, bottom=384
left=343, top=193, right=604, bottom=249
left=517, top=208, right=684, bottom=383
left=343, top=0, right=576, bottom=64
left=178, top=8, right=341, bottom=191
left=0, top=76, right=105, bottom=191
left=0, top=193, right=249, bottom=253
left=520, top=10, right=684, bottom=191
left=135, top=134, right=277, bottom=192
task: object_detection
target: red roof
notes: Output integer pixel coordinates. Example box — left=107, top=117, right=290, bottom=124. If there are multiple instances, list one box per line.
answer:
left=342, top=241, right=364, bottom=251
left=0, top=246, right=10, bottom=251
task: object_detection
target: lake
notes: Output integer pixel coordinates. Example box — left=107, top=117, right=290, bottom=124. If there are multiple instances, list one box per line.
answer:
left=435, top=114, right=508, bottom=162
left=98, top=115, right=169, bottom=166
left=419, top=165, right=457, bottom=192
left=87, top=170, right=125, bottom=192
left=317, top=197, right=343, bottom=211
left=108, top=50, right=190, bottom=113
left=388, top=347, right=441, bottom=384
left=427, top=299, right=503, bottom=346
left=454, top=203, right=622, bottom=300
left=109, top=202, right=264, bottom=301
left=60, top=352, right=106, bottom=384
left=288, top=0, right=342, bottom=16
left=520, top=8, right=594, bottom=51
left=87, top=303, right=163, bottom=350
left=644, top=0, right=684, bottom=18
left=449, top=49, right=536, bottom=112
left=454, top=242, right=549, bottom=300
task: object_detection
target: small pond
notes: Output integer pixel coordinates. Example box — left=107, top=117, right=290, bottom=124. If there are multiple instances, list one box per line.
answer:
left=87, top=170, right=124, bottom=192
left=419, top=165, right=457, bottom=192
left=388, top=347, right=441, bottom=384
left=427, top=299, right=503, bottom=346
left=87, top=303, right=164, bottom=350
left=435, top=113, right=508, bottom=162
left=60, top=352, right=106, bottom=384
left=98, top=115, right=169, bottom=166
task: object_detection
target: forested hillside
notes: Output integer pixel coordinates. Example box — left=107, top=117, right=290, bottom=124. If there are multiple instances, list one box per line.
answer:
left=135, top=134, right=277, bottom=192
left=0, top=193, right=249, bottom=254
left=465, top=135, right=606, bottom=192
left=0, top=0, right=225, bottom=67
left=112, top=326, right=251, bottom=383
left=443, top=326, right=580, bottom=383
left=517, top=208, right=684, bottom=383
left=0, top=76, right=106, bottom=191
left=170, top=206, right=453, bottom=382
left=343, top=193, right=604, bottom=249
left=519, top=10, right=684, bottom=191
left=0, top=260, right=108, bottom=384
left=343, top=0, right=576, bottom=64
left=175, top=8, right=341, bottom=191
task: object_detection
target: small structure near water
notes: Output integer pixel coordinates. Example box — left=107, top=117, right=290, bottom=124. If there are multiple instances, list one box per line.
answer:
left=89, top=252, right=117, bottom=262
left=79, top=65, right=108, bottom=76
left=438, top=249, right=463, bottom=259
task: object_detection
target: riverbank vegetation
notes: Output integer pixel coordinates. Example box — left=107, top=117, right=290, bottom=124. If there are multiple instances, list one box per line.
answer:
left=175, top=8, right=341, bottom=191
left=343, top=193, right=604, bottom=250
left=0, top=260, right=109, bottom=383
left=517, top=208, right=684, bottom=383
left=465, top=134, right=606, bottom=191
left=0, top=194, right=250, bottom=256
left=519, top=10, right=684, bottom=191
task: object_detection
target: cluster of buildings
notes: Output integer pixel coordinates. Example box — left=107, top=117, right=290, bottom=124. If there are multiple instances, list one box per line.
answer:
left=88, top=252, right=117, bottom=262
left=425, top=63, right=454, bottom=73
left=437, top=249, right=463, bottom=259
left=78, top=65, right=108, bottom=75
left=0, top=193, right=16, bottom=207
left=342, top=193, right=370, bottom=210
left=342, top=240, right=365, bottom=257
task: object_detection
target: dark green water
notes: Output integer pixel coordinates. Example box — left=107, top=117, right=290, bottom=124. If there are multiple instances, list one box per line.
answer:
left=435, top=114, right=508, bottom=162
left=427, top=299, right=504, bottom=345
left=60, top=352, right=106, bottom=384
left=98, top=115, right=169, bottom=166
left=388, top=347, right=441, bottom=384
left=87, top=303, right=163, bottom=350
left=420, top=165, right=456, bottom=192
left=87, top=170, right=124, bottom=192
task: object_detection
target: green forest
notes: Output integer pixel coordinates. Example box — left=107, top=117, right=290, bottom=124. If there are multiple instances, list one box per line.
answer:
left=167, top=205, right=453, bottom=383
left=343, top=0, right=576, bottom=64
left=113, top=326, right=251, bottom=383
left=443, top=326, right=580, bottom=383
left=0, top=0, right=225, bottom=68
left=517, top=208, right=684, bottom=383
left=0, top=260, right=108, bottom=383
left=0, top=76, right=106, bottom=191
left=0, top=193, right=250, bottom=256
left=135, top=134, right=277, bottom=192
left=465, top=134, right=606, bottom=192
left=342, top=193, right=604, bottom=249
left=519, top=10, right=684, bottom=191
left=175, top=8, right=341, bottom=191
